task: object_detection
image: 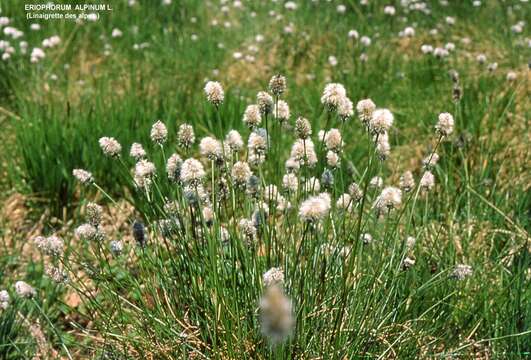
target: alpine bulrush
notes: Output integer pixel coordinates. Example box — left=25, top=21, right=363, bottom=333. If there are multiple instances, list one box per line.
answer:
left=204, top=81, right=224, bottom=106
left=269, top=74, right=286, bottom=96
left=73, top=169, right=93, bottom=184
left=150, top=120, right=168, bottom=145
left=177, top=123, right=195, bottom=149
left=99, top=137, right=122, bottom=157
left=299, top=192, right=331, bottom=222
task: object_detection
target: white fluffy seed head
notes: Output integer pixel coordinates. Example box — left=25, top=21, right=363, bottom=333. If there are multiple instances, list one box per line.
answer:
left=225, top=130, right=244, bottom=152
left=299, top=193, right=331, bottom=222
left=199, top=136, right=222, bottom=160
left=356, top=98, right=376, bottom=124
left=326, top=151, right=340, bottom=168
left=282, top=173, right=298, bottom=192
left=348, top=182, right=363, bottom=201
left=323, top=128, right=342, bottom=152
left=321, top=83, right=347, bottom=111
left=338, top=96, right=354, bottom=120
left=269, top=74, right=286, bottom=96
left=259, top=285, right=294, bottom=344
left=166, top=153, right=182, bottom=182
left=204, top=81, right=224, bottom=105
left=15, top=281, right=36, bottom=298
left=180, top=158, right=205, bottom=185
left=73, top=169, right=93, bottom=184
left=336, top=193, right=352, bottom=211
left=177, top=123, right=195, bottom=148
left=374, top=186, right=402, bottom=213
left=243, top=104, right=262, bottom=128
left=150, top=120, right=168, bottom=144
left=370, top=109, right=394, bottom=134
left=231, top=161, right=252, bottom=186
left=420, top=171, right=435, bottom=190
left=263, top=267, right=285, bottom=288
left=452, top=264, right=473, bottom=280
left=257, top=91, right=274, bottom=115
left=423, top=153, right=440, bottom=168
left=436, top=112, right=454, bottom=136
left=399, top=171, right=415, bottom=192
left=129, top=143, right=146, bottom=160
left=34, top=235, right=64, bottom=256
left=295, top=117, right=312, bottom=139
left=99, top=137, right=122, bottom=157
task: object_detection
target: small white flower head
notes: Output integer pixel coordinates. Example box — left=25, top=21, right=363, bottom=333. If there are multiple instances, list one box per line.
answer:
left=299, top=193, right=331, bottom=222
left=73, top=169, right=93, bottom=184
left=75, top=223, right=102, bottom=241
left=259, top=285, right=294, bottom=345
left=433, top=47, right=449, bottom=59
left=384, top=5, right=396, bottom=15
left=239, top=218, right=257, bottom=240
left=231, top=161, right=252, bottom=186
left=282, top=173, right=298, bottom=192
left=263, top=267, right=284, bottom=287
left=177, top=123, right=195, bottom=149
left=248, top=131, right=268, bottom=155
left=336, top=193, right=352, bottom=211
left=321, top=83, right=347, bottom=111
left=285, top=157, right=300, bottom=173
left=180, top=158, right=205, bottom=185
left=338, top=97, right=354, bottom=120
left=328, top=55, right=338, bottom=67
left=273, top=100, right=290, bottom=122
left=45, top=266, right=68, bottom=284
left=399, top=171, right=415, bottom=193
left=0, top=290, right=9, bottom=309
left=435, top=112, right=454, bottom=136
left=204, top=81, right=224, bottom=106
left=362, top=233, right=372, bottom=244
left=323, top=128, right=342, bottom=152
left=445, top=42, right=455, bottom=51
left=134, top=160, right=156, bottom=188
left=34, top=235, right=64, bottom=256
left=83, top=203, right=102, bottom=227
left=99, top=137, right=122, bottom=157
left=445, top=16, right=455, bottom=25
left=506, top=71, right=517, bottom=81
left=199, top=136, right=222, bottom=161
left=348, top=29, right=359, bottom=39
left=111, top=28, right=122, bottom=38
left=226, top=130, right=244, bottom=152
left=269, top=74, right=287, bottom=96
left=360, top=36, right=371, bottom=47
left=202, top=206, right=214, bottom=226
left=243, top=104, right=262, bottom=128
left=421, top=44, right=434, bottom=54
left=348, top=182, right=363, bottom=201
left=110, top=240, right=123, bottom=256
left=257, top=91, right=274, bottom=115
left=374, top=186, right=402, bottom=213
left=406, top=236, right=416, bottom=249
left=15, top=281, right=36, bottom=298
left=356, top=98, right=376, bottom=125
left=291, top=139, right=317, bottom=167
left=420, top=171, right=435, bottom=190
left=487, top=62, right=498, bottom=72
left=476, top=54, right=487, bottom=64
left=451, top=264, right=473, bottom=280
left=423, top=153, right=440, bottom=168
left=295, top=117, right=312, bottom=140
left=150, top=120, right=168, bottom=145
left=402, top=257, right=416, bottom=269
left=370, top=109, right=394, bottom=134
left=326, top=150, right=340, bottom=168
left=370, top=176, right=383, bottom=188
left=129, top=143, right=146, bottom=160
left=166, top=153, right=183, bottom=182
left=403, top=26, right=415, bottom=37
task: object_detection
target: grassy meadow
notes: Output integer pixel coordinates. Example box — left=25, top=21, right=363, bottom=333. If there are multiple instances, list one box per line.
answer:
left=0, top=0, right=529, bottom=359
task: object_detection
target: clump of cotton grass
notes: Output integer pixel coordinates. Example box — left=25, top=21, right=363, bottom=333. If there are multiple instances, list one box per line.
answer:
left=269, top=74, right=286, bottom=96
left=295, top=117, right=312, bottom=139
left=322, top=128, right=342, bottom=152
left=399, top=171, right=415, bottom=193
left=134, top=159, right=156, bottom=189
left=420, top=171, right=435, bottom=191
left=282, top=173, right=298, bottom=192
left=259, top=285, right=294, bottom=345
left=257, top=91, right=274, bottom=115
left=356, top=99, right=376, bottom=125
left=369, top=109, right=393, bottom=134
left=73, top=169, right=93, bottom=185
left=180, top=158, right=205, bottom=185
left=243, top=104, right=262, bottom=128
left=374, top=186, right=402, bottom=214
left=129, top=143, right=146, bottom=160
left=231, top=161, right=252, bottom=187
left=225, top=130, right=244, bottom=152
left=166, top=153, right=183, bottom=182
left=34, top=235, right=64, bottom=256
left=204, top=81, right=224, bottom=106
left=177, top=123, right=195, bottom=149
left=435, top=113, right=454, bottom=137
left=321, top=83, right=347, bottom=111
left=451, top=264, right=473, bottom=280
left=150, top=120, right=168, bottom=145
left=99, top=137, right=122, bottom=157
left=290, top=139, right=318, bottom=167
left=263, top=267, right=284, bottom=288
left=199, top=136, right=222, bottom=161
left=15, top=281, right=36, bottom=298
left=273, top=100, right=290, bottom=123
left=299, top=193, right=331, bottom=223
